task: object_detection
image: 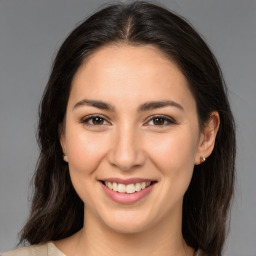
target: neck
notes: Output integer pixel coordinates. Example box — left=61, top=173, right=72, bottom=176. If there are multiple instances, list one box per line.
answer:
left=71, top=207, right=192, bottom=256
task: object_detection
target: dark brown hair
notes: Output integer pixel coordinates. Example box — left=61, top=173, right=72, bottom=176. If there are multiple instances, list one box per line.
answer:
left=20, top=1, right=236, bottom=255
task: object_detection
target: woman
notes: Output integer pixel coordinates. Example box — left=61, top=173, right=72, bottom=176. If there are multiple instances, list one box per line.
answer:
left=2, top=1, right=235, bottom=256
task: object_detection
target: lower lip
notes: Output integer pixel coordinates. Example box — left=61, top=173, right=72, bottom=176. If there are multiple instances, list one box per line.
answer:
left=100, top=182, right=155, bottom=204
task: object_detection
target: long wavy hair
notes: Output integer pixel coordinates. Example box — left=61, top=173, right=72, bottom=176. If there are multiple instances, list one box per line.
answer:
left=20, top=1, right=236, bottom=255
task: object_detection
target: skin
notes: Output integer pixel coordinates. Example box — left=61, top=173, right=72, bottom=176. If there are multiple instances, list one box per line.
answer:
left=57, top=45, right=219, bottom=256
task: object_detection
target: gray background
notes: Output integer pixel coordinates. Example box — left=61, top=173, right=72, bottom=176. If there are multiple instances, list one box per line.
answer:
left=0, top=0, right=255, bottom=255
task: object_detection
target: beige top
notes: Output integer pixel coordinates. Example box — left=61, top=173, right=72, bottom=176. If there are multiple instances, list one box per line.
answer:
left=1, top=242, right=65, bottom=256
left=1, top=242, right=204, bottom=256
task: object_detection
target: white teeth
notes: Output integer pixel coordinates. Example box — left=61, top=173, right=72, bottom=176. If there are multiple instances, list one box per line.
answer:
left=107, top=181, right=113, bottom=189
left=135, top=183, right=141, bottom=192
left=113, top=182, right=118, bottom=192
left=104, top=181, right=152, bottom=194
left=117, top=183, right=126, bottom=193
left=126, top=184, right=136, bottom=194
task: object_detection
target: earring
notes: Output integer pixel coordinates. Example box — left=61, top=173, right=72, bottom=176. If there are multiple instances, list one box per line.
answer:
left=200, top=156, right=206, bottom=164
left=63, top=154, right=68, bottom=162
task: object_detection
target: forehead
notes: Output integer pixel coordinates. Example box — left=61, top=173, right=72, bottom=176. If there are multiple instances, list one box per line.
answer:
left=76, top=44, right=183, bottom=80
left=69, top=44, right=195, bottom=110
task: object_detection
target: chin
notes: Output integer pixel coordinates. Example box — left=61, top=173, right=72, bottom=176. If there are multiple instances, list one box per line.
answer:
left=101, top=210, right=155, bottom=234
left=106, top=220, right=149, bottom=234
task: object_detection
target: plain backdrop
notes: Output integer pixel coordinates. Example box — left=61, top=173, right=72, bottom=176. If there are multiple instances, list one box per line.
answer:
left=0, top=0, right=255, bottom=255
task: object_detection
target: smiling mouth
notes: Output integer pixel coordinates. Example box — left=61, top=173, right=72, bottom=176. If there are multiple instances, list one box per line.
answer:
left=101, top=181, right=156, bottom=194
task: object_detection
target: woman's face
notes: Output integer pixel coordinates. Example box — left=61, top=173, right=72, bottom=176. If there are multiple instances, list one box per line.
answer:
left=61, top=45, right=205, bottom=234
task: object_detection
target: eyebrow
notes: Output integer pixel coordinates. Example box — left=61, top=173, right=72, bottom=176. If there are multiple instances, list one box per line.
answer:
left=73, top=99, right=184, bottom=112
left=73, top=99, right=115, bottom=111
left=138, top=100, right=184, bottom=112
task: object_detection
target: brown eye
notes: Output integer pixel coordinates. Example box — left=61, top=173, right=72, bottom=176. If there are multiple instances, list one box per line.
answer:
left=152, top=117, right=165, bottom=125
left=146, top=115, right=175, bottom=127
left=91, top=117, right=104, bottom=125
left=82, top=116, right=109, bottom=126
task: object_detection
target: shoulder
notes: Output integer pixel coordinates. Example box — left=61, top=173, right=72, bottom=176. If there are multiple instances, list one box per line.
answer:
left=1, top=242, right=65, bottom=256
left=1, top=243, right=47, bottom=256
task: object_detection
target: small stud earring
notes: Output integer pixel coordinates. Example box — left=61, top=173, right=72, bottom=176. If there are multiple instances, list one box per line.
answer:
left=200, top=156, right=206, bottom=163
left=63, top=154, right=68, bottom=162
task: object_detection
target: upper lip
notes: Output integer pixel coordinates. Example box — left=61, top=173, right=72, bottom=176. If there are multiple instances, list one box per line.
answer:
left=100, top=178, right=157, bottom=185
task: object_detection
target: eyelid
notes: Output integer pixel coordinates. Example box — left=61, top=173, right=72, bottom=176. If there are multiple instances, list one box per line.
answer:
left=80, top=114, right=176, bottom=127
left=144, top=115, right=176, bottom=126
left=81, top=114, right=111, bottom=126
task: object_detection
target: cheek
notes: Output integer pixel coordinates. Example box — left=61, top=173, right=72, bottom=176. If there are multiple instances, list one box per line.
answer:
left=145, top=128, right=198, bottom=177
left=65, top=129, right=110, bottom=205
left=66, top=129, right=109, bottom=175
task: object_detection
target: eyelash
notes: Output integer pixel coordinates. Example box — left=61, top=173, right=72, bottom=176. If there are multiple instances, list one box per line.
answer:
left=81, top=115, right=176, bottom=127
left=145, top=115, right=176, bottom=126
left=81, top=115, right=110, bottom=126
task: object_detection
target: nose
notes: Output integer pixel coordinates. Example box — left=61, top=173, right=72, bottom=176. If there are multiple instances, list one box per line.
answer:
left=107, top=126, right=146, bottom=171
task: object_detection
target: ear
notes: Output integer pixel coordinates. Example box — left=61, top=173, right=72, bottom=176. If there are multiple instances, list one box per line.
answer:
left=195, top=111, right=220, bottom=165
left=59, top=123, right=67, bottom=159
